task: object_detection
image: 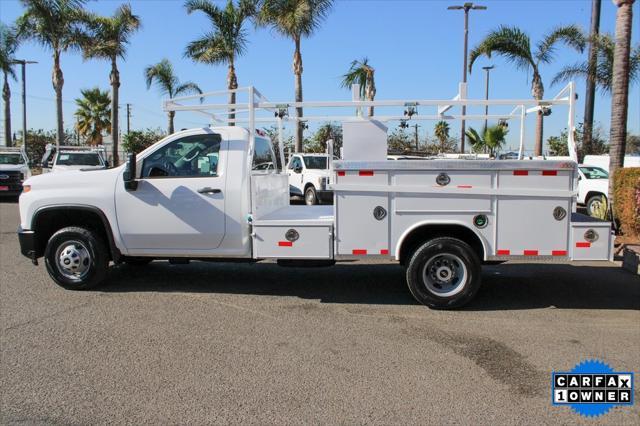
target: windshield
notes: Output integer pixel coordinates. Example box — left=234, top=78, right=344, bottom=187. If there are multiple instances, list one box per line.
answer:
left=580, top=166, right=608, bottom=179
left=303, top=156, right=327, bottom=169
left=56, top=152, right=102, bottom=166
left=0, top=153, right=24, bottom=165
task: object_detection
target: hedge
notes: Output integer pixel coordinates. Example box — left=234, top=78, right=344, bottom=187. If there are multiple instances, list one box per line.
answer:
left=613, top=167, right=640, bottom=238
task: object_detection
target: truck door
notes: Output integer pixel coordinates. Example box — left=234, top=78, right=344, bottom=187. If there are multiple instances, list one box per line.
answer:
left=288, top=155, right=304, bottom=195
left=115, top=132, right=227, bottom=254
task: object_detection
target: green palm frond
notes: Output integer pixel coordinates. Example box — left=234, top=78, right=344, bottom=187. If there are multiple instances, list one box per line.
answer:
left=174, top=82, right=203, bottom=96
left=434, top=120, right=450, bottom=142
left=74, top=86, right=111, bottom=144
left=0, top=23, right=19, bottom=79
left=340, top=58, right=373, bottom=98
left=144, top=58, right=179, bottom=97
left=82, top=3, right=141, bottom=61
left=469, top=26, right=534, bottom=74
left=17, top=0, right=88, bottom=53
left=258, top=0, right=333, bottom=40
left=535, top=24, right=585, bottom=64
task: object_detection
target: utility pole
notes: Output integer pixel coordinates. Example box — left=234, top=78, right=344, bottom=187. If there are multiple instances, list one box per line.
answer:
left=413, top=123, right=421, bottom=150
left=126, top=103, right=131, bottom=135
left=583, top=0, right=601, bottom=157
left=482, top=65, right=494, bottom=133
left=10, top=60, right=38, bottom=151
left=448, top=3, right=487, bottom=153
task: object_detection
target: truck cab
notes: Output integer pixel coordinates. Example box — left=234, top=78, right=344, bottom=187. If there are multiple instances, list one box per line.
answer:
left=286, top=153, right=333, bottom=205
left=0, top=147, right=31, bottom=196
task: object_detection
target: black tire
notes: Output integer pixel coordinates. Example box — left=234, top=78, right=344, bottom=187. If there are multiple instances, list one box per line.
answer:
left=123, top=257, right=153, bottom=266
left=44, top=226, right=109, bottom=290
left=304, top=185, right=318, bottom=205
left=586, top=194, right=606, bottom=217
left=406, top=237, right=482, bottom=309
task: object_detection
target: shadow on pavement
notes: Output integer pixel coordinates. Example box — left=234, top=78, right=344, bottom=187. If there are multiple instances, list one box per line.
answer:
left=100, top=261, right=639, bottom=310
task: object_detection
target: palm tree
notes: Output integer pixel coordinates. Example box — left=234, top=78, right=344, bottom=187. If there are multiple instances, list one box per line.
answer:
left=81, top=4, right=140, bottom=165
left=553, top=34, right=639, bottom=93
left=75, top=87, right=111, bottom=145
left=469, top=25, right=585, bottom=156
left=434, top=120, right=450, bottom=153
left=144, top=59, right=203, bottom=134
left=259, top=0, right=333, bottom=152
left=608, top=0, right=635, bottom=214
left=185, top=0, right=256, bottom=125
left=340, top=58, right=376, bottom=116
left=465, top=124, right=508, bottom=157
left=0, top=23, right=18, bottom=147
left=16, top=0, right=88, bottom=146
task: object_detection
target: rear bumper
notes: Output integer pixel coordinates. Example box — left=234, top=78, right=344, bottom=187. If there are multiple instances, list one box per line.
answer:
left=17, top=226, right=38, bottom=261
left=317, top=190, right=333, bottom=203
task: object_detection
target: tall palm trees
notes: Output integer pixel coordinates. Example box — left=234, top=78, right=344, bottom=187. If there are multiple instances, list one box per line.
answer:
left=184, top=0, right=256, bottom=125
left=341, top=58, right=376, bottom=117
left=82, top=4, right=140, bottom=165
left=74, top=87, right=111, bottom=145
left=465, top=125, right=508, bottom=157
left=608, top=0, right=635, bottom=209
left=144, top=59, right=203, bottom=134
left=16, top=0, right=88, bottom=146
left=469, top=25, right=585, bottom=156
left=434, top=121, right=450, bottom=153
left=259, top=0, right=333, bottom=153
left=0, top=23, right=19, bottom=147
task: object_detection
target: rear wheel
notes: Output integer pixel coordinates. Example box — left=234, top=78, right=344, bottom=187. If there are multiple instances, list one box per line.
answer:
left=305, top=185, right=318, bottom=205
left=586, top=194, right=606, bottom=217
left=44, top=226, right=109, bottom=290
left=406, top=237, right=481, bottom=309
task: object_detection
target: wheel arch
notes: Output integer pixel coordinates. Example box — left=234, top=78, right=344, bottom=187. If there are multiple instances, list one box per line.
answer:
left=395, top=221, right=488, bottom=265
left=31, top=205, right=122, bottom=262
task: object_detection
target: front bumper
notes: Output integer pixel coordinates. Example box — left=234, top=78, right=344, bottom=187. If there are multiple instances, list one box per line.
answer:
left=317, top=190, right=334, bottom=203
left=18, top=226, right=38, bottom=264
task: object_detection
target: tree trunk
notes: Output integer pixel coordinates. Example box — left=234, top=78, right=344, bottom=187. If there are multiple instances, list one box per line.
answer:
left=366, top=73, right=376, bottom=117
left=52, top=50, right=65, bottom=146
left=110, top=57, right=120, bottom=165
left=535, top=111, right=544, bottom=157
left=583, top=0, right=602, bottom=159
left=3, top=72, right=11, bottom=147
left=608, top=0, right=635, bottom=211
left=531, top=72, right=545, bottom=157
left=228, top=62, right=237, bottom=126
left=293, top=36, right=303, bottom=153
left=168, top=111, right=175, bottom=134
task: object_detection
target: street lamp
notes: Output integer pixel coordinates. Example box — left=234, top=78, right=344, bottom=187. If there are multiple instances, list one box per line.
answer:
left=482, top=65, right=494, bottom=132
left=448, top=2, right=487, bottom=153
left=10, top=60, right=38, bottom=152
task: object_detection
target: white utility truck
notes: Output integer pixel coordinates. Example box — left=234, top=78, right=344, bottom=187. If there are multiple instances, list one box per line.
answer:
left=17, top=85, right=614, bottom=309
left=287, top=153, right=333, bottom=205
left=41, top=144, right=108, bottom=173
left=0, top=146, right=31, bottom=196
left=577, top=165, right=609, bottom=216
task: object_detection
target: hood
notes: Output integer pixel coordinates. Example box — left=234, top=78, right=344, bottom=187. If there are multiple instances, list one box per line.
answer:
left=0, top=164, right=27, bottom=172
left=51, top=165, right=105, bottom=173
left=25, top=165, right=122, bottom=189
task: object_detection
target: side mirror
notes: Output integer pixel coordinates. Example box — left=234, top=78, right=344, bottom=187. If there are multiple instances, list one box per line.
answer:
left=124, top=153, right=138, bottom=191
left=104, top=160, right=110, bottom=168
left=294, top=166, right=303, bottom=173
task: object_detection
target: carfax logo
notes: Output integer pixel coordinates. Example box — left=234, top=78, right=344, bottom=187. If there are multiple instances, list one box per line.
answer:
left=552, top=359, right=634, bottom=417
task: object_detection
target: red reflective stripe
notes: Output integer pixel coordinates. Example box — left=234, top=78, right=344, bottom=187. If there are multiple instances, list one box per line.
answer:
left=457, top=185, right=473, bottom=188
left=552, top=250, right=567, bottom=256
left=380, top=249, right=389, bottom=255
left=358, top=170, right=374, bottom=176
left=524, top=250, right=539, bottom=256
left=513, top=170, right=529, bottom=176
left=278, top=241, right=292, bottom=247
left=497, top=249, right=510, bottom=255
left=337, top=171, right=345, bottom=176
left=576, top=242, right=591, bottom=248
left=542, top=170, right=558, bottom=176
left=352, top=249, right=367, bottom=255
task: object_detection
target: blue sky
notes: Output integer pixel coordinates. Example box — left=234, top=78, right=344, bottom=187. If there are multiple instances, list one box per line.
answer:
left=1, top=0, right=638, bottom=152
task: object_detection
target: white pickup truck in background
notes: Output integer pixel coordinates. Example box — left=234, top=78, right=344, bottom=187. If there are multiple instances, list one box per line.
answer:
left=41, top=144, right=109, bottom=173
left=0, top=147, right=31, bottom=197
left=577, top=165, right=609, bottom=216
left=287, top=153, right=333, bottom=205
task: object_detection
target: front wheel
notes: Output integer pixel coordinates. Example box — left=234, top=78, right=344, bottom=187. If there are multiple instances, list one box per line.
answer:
left=44, top=226, right=109, bottom=290
left=586, top=194, right=606, bottom=217
left=406, top=237, right=482, bottom=309
left=305, top=186, right=318, bottom=205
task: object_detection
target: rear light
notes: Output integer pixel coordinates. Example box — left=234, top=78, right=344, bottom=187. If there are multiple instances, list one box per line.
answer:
left=22, top=185, right=31, bottom=193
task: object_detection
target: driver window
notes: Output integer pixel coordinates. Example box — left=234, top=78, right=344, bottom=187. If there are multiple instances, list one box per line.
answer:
left=141, top=134, right=221, bottom=178
left=289, top=157, right=301, bottom=170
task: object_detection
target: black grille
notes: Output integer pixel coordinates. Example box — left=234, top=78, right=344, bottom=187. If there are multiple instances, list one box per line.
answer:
left=0, top=171, right=23, bottom=185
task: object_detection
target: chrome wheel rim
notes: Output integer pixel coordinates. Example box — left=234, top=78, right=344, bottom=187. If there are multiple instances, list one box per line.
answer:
left=422, top=254, right=468, bottom=297
left=305, top=190, right=315, bottom=204
left=588, top=198, right=603, bottom=215
left=56, top=240, right=91, bottom=280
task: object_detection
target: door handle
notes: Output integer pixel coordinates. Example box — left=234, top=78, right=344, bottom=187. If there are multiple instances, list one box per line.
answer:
left=197, top=187, right=222, bottom=194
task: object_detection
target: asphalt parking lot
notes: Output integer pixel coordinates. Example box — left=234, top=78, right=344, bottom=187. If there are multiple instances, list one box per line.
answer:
left=1, top=199, right=639, bottom=424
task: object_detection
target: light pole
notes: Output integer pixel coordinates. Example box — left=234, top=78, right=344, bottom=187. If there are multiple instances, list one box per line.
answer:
left=448, top=2, right=486, bottom=153
left=10, top=60, right=38, bottom=152
left=482, top=65, right=494, bottom=133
